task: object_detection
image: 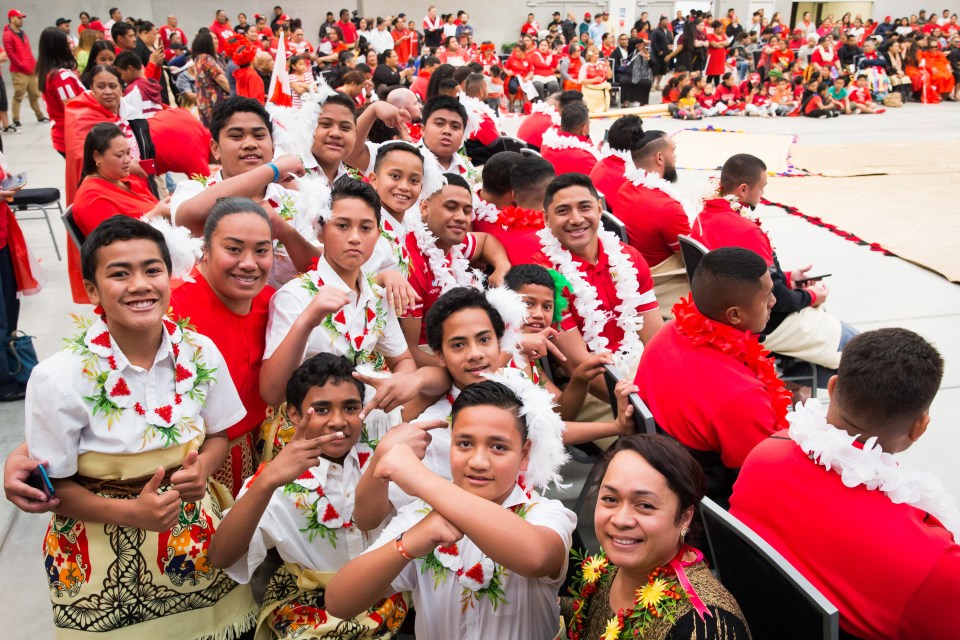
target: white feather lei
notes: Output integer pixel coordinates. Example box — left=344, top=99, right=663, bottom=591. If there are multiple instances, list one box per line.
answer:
left=530, top=101, right=561, bottom=126
left=541, top=128, right=601, bottom=160
left=624, top=165, right=701, bottom=221
left=483, top=367, right=569, bottom=491
left=601, top=146, right=634, bottom=166
left=471, top=192, right=501, bottom=224
left=484, top=285, right=528, bottom=356
left=267, top=75, right=339, bottom=169
left=536, top=226, right=644, bottom=375
left=418, top=145, right=449, bottom=201
left=294, top=172, right=334, bottom=234
left=145, top=217, right=202, bottom=283
left=458, top=93, right=500, bottom=140
left=789, top=399, right=960, bottom=538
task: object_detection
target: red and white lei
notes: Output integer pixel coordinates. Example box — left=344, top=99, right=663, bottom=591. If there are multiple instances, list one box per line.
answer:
left=408, top=217, right=484, bottom=294
left=601, top=146, right=633, bottom=166
left=715, top=191, right=759, bottom=223
left=541, top=128, right=602, bottom=161
left=536, top=226, right=645, bottom=375
left=530, top=101, right=561, bottom=127
left=624, top=165, right=700, bottom=221
left=789, top=399, right=960, bottom=538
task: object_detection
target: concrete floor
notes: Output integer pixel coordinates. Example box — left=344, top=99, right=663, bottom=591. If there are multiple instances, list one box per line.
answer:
left=2, top=101, right=959, bottom=637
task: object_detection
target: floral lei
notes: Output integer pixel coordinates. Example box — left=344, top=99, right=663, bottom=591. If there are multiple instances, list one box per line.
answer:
left=280, top=427, right=378, bottom=548
left=711, top=191, right=760, bottom=227
left=299, top=264, right=388, bottom=370
left=624, top=165, right=700, bottom=221
left=536, top=226, right=645, bottom=375
left=408, top=217, right=484, bottom=295
left=530, top=101, right=561, bottom=126
left=788, top=399, right=960, bottom=538
left=418, top=489, right=532, bottom=613
left=541, top=128, right=602, bottom=161
left=566, top=549, right=708, bottom=640
left=471, top=192, right=545, bottom=231
left=673, top=296, right=791, bottom=428
left=380, top=213, right=411, bottom=278
left=65, top=315, right=216, bottom=448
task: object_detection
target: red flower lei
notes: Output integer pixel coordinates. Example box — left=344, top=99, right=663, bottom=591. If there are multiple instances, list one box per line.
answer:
left=672, top=296, right=791, bottom=429
left=496, top=205, right=545, bottom=231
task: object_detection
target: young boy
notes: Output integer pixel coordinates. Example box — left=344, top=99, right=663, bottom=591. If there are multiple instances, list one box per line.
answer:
left=25, top=216, right=256, bottom=638
left=827, top=76, right=852, bottom=113
left=210, top=353, right=415, bottom=637
left=171, top=96, right=319, bottom=286
left=401, top=173, right=511, bottom=362
left=325, top=377, right=576, bottom=640
left=114, top=50, right=163, bottom=118
left=848, top=74, right=885, bottom=113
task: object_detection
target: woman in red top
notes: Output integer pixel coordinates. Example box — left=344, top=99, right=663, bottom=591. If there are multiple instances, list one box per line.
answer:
left=36, top=27, right=84, bottom=158
left=706, top=20, right=729, bottom=84
left=811, top=36, right=840, bottom=74
left=559, top=43, right=584, bottom=92
left=504, top=45, right=533, bottom=112
left=600, top=33, right=616, bottom=58
left=579, top=45, right=612, bottom=112
left=170, top=197, right=275, bottom=496
left=529, top=39, right=560, bottom=99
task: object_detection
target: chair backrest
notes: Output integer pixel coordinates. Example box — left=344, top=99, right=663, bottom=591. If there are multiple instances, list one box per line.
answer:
left=678, top=234, right=708, bottom=282
left=601, top=211, right=628, bottom=243
left=603, top=363, right=658, bottom=435
left=62, top=206, right=85, bottom=251
left=699, top=498, right=840, bottom=640
left=520, top=147, right=542, bottom=159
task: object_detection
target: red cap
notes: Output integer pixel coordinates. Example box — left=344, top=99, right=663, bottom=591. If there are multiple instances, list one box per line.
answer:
left=7, top=9, right=26, bottom=19
left=884, top=16, right=892, bottom=21
left=88, top=19, right=106, bottom=31
left=584, top=12, right=591, bottom=18
left=278, top=14, right=290, bottom=22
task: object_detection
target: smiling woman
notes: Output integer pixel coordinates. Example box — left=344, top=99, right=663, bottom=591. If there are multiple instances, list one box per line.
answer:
left=169, top=197, right=275, bottom=497
left=561, top=435, right=751, bottom=640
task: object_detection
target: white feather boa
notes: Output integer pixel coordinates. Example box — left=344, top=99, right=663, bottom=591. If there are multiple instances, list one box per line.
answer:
left=484, top=285, right=528, bottom=357
left=601, top=146, right=634, bottom=166
left=406, top=216, right=483, bottom=294
left=145, top=217, right=202, bottom=283
left=624, top=165, right=700, bottom=221
left=472, top=192, right=500, bottom=224
left=530, top=101, right=561, bottom=126
left=541, top=128, right=601, bottom=160
left=483, top=367, right=569, bottom=491
left=789, top=399, right=960, bottom=538
left=458, top=93, right=500, bottom=140
left=536, top=226, right=644, bottom=375
left=294, top=172, right=334, bottom=234
left=418, top=145, right=449, bottom=201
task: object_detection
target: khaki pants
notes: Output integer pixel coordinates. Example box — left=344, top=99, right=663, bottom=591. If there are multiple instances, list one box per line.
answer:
left=582, top=82, right=611, bottom=113
left=651, top=253, right=689, bottom=321
left=761, top=306, right=843, bottom=369
left=11, top=71, right=42, bottom=122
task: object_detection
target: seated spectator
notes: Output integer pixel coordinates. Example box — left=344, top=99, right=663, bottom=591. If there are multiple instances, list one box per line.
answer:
left=114, top=51, right=162, bottom=118
left=731, top=328, right=960, bottom=639
left=540, top=101, right=600, bottom=176
left=516, top=89, right=582, bottom=150
left=590, top=115, right=641, bottom=214
left=848, top=74, right=886, bottom=113
left=636, top=247, right=789, bottom=504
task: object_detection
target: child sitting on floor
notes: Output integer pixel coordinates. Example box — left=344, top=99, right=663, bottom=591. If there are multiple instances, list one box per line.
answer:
left=210, top=353, right=411, bottom=638
left=670, top=85, right=705, bottom=120
left=848, top=74, right=886, bottom=114
left=827, top=76, right=853, bottom=113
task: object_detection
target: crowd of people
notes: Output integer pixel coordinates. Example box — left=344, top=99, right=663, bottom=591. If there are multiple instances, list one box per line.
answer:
left=0, top=4, right=957, bottom=640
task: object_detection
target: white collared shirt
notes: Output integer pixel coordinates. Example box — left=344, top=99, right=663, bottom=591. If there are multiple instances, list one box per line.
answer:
left=362, top=140, right=477, bottom=185
left=224, top=442, right=386, bottom=583
left=170, top=170, right=321, bottom=287
left=364, top=207, right=411, bottom=276
left=25, top=326, right=244, bottom=479
left=370, top=484, right=575, bottom=640
left=264, top=255, right=407, bottom=361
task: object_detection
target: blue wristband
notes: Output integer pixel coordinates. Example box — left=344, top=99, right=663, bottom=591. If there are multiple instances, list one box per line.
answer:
left=267, top=162, right=280, bottom=183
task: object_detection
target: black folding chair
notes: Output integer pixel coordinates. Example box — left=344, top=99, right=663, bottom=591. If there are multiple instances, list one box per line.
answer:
left=601, top=211, right=628, bottom=243
left=677, top=234, right=708, bottom=282
left=602, top=364, right=657, bottom=435
left=11, top=187, right=63, bottom=260
left=699, top=498, right=840, bottom=640
left=62, top=206, right=85, bottom=251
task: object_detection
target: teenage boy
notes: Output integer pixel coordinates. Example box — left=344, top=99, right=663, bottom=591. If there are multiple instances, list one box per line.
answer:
left=540, top=101, right=601, bottom=176
left=211, top=354, right=431, bottom=636
left=171, top=97, right=318, bottom=286
left=307, top=93, right=358, bottom=186
left=24, top=216, right=255, bottom=639
left=402, top=173, right=511, bottom=362
left=114, top=50, right=163, bottom=118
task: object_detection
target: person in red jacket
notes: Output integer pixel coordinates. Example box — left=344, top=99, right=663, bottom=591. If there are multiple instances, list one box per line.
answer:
left=540, top=101, right=600, bottom=176
left=636, top=246, right=785, bottom=504
left=231, top=37, right=265, bottom=104
left=3, top=10, right=46, bottom=126
left=731, top=328, right=960, bottom=640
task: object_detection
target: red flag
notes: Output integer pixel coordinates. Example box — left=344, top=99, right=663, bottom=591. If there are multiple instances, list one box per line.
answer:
left=268, top=31, right=292, bottom=106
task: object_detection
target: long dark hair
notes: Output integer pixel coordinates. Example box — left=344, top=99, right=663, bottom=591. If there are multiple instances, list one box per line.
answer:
left=36, top=27, right=77, bottom=93
left=81, top=123, right=126, bottom=179
left=81, top=63, right=122, bottom=92
left=425, top=63, right=456, bottom=100
left=191, top=31, right=217, bottom=58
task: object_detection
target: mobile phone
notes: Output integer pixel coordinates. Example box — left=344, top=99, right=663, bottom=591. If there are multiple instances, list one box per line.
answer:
left=0, top=172, right=27, bottom=191
left=797, top=273, right=831, bottom=286
left=26, top=464, right=56, bottom=499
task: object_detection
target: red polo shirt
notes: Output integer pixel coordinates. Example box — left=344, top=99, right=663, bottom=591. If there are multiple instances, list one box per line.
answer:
left=534, top=240, right=657, bottom=350
left=516, top=112, right=555, bottom=149
left=471, top=203, right=544, bottom=268
left=589, top=155, right=627, bottom=212
left=541, top=131, right=599, bottom=176
left=337, top=20, right=358, bottom=45
left=691, top=197, right=774, bottom=266
left=731, top=433, right=960, bottom=639
left=404, top=232, right=478, bottom=344
left=616, top=181, right=691, bottom=267
left=635, top=319, right=779, bottom=468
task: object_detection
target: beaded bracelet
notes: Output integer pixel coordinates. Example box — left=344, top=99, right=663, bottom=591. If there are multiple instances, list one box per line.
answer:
left=395, top=533, right=415, bottom=561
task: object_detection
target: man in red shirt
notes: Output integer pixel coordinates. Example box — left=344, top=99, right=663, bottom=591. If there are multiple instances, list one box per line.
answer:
left=392, top=20, right=414, bottom=65
left=3, top=10, right=45, bottom=126
left=209, top=9, right=234, bottom=53
left=692, top=153, right=854, bottom=372
left=540, top=101, right=601, bottom=176
left=336, top=9, right=358, bottom=49
left=521, top=13, right=541, bottom=37
left=158, top=15, right=187, bottom=48
left=589, top=115, right=642, bottom=214
left=731, top=328, right=960, bottom=639
left=636, top=247, right=785, bottom=504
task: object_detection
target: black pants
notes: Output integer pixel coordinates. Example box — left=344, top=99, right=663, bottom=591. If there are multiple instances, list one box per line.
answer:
left=804, top=109, right=838, bottom=118
left=0, top=245, right=22, bottom=393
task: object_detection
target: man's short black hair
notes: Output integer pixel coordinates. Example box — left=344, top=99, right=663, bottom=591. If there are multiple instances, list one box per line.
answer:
left=835, top=329, right=943, bottom=434
left=452, top=380, right=527, bottom=439
left=374, top=141, right=423, bottom=173
left=719, top=153, right=767, bottom=193
left=560, top=101, right=590, bottom=132
left=425, top=287, right=505, bottom=353
left=81, top=216, right=172, bottom=283
left=543, top=172, right=598, bottom=211
left=630, top=130, right=669, bottom=165
left=453, top=65, right=473, bottom=84
left=607, top=114, right=644, bottom=153
left=330, top=175, right=382, bottom=224
left=209, top=96, right=272, bottom=142
left=111, top=22, right=134, bottom=40
left=481, top=151, right=522, bottom=197
left=286, top=353, right=365, bottom=414
left=438, top=172, right=471, bottom=194
left=691, top=247, right=768, bottom=320
left=510, top=156, right=556, bottom=203
left=320, top=92, right=358, bottom=119
left=114, top=50, right=143, bottom=70
left=422, top=95, right=468, bottom=127
left=558, top=90, right=584, bottom=108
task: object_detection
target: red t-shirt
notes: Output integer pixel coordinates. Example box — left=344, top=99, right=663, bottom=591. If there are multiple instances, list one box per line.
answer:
left=337, top=20, right=358, bottom=45
left=470, top=112, right=500, bottom=146
left=234, top=66, right=266, bottom=104
left=404, top=232, right=478, bottom=344
left=411, top=73, right=430, bottom=101
left=770, top=48, right=795, bottom=67
left=470, top=201, right=544, bottom=268
left=72, top=176, right=158, bottom=236
left=716, top=83, right=743, bottom=105
left=149, top=107, right=213, bottom=177
left=516, top=112, right=556, bottom=149
left=848, top=85, right=871, bottom=104
left=540, top=130, right=599, bottom=176
left=209, top=21, right=235, bottom=53
left=504, top=51, right=532, bottom=78
left=692, top=198, right=774, bottom=266
left=392, top=29, right=413, bottom=64
left=529, top=51, right=558, bottom=76
left=158, top=26, right=187, bottom=48
left=534, top=240, right=658, bottom=350
left=636, top=320, right=778, bottom=468
left=42, top=68, right=84, bottom=153
left=615, top=182, right=691, bottom=267
left=730, top=433, right=960, bottom=639
left=588, top=155, right=627, bottom=213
